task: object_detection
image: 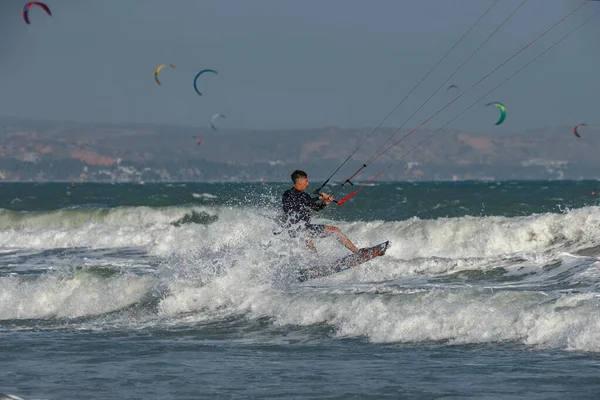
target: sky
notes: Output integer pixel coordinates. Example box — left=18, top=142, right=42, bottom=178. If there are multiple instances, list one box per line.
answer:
left=1, top=0, right=600, bottom=132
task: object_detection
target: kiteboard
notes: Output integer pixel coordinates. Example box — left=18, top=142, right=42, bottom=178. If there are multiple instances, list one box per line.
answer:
left=297, top=241, right=390, bottom=282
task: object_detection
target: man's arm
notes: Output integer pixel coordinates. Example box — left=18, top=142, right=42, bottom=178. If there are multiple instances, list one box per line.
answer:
left=282, top=190, right=294, bottom=214
left=309, top=195, right=328, bottom=211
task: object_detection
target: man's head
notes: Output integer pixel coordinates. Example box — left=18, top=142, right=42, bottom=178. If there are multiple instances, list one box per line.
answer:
left=291, top=170, right=309, bottom=191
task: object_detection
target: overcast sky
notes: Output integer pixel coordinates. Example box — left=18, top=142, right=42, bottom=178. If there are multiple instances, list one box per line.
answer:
left=1, top=0, right=599, bottom=132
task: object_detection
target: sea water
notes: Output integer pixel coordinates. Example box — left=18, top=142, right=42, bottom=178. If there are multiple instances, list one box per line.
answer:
left=1, top=181, right=600, bottom=399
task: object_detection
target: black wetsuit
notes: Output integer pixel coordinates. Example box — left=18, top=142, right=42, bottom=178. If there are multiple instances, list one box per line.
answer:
left=282, top=187, right=327, bottom=237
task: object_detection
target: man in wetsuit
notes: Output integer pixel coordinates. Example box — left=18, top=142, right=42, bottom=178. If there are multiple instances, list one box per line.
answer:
left=282, top=170, right=359, bottom=254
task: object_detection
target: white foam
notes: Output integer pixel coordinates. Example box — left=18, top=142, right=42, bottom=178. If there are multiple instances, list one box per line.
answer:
left=4, top=205, right=600, bottom=351
left=0, top=272, right=152, bottom=320
left=192, top=192, right=218, bottom=199
left=1, top=206, right=600, bottom=261
left=157, top=271, right=600, bottom=351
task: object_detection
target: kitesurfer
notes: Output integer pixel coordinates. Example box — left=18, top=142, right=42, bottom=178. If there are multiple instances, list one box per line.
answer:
left=282, top=170, right=359, bottom=254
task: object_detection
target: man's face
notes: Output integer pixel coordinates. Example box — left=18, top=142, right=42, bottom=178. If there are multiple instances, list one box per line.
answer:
left=295, top=177, right=309, bottom=191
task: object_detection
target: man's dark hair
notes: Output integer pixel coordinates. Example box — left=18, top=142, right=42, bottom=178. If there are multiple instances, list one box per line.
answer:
left=291, top=170, right=307, bottom=183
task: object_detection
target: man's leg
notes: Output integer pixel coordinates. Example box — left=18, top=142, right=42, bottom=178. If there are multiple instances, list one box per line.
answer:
left=323, top=226, right=359, bottom=253
left=305, top=233, right=318, bottom=254
left=289, top=226, right=318, bottom=254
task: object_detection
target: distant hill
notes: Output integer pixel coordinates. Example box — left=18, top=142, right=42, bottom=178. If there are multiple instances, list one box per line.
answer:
left=0, top=117, right=597, bottom=182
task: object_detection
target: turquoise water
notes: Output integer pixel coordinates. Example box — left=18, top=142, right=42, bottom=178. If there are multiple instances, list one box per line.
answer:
left=2, top=181, right=600, bottom=399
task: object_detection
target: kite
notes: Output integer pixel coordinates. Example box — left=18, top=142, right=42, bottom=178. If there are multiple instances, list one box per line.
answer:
left=193, top=69, right=218, bottom=96
left=574, top=123, right=588, bottom=138
left=485, top=102, right=506, bottom=126
left=211, top=113, right=226, bottom=130
left=154, top=64, right=176, bottom=85
left=22, top=2, right=51, bottom=25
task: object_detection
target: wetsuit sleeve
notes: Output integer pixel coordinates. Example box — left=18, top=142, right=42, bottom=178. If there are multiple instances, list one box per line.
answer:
left=309, top=195, right=327, bottom=211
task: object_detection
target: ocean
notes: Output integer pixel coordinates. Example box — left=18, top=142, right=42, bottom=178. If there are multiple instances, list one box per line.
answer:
left=1, top=181, right=600, bottom=399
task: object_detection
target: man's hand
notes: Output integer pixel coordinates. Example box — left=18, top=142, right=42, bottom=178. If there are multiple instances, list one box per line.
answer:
left=319, top=192, right=334, bottom=205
